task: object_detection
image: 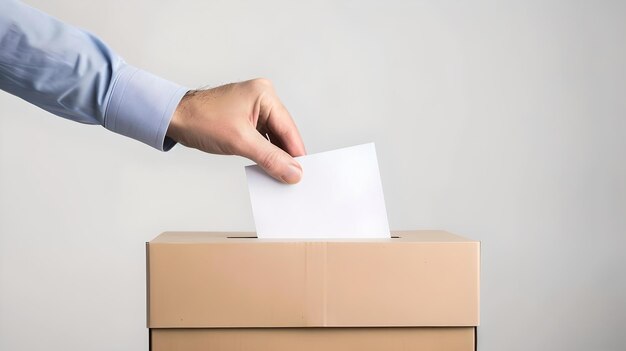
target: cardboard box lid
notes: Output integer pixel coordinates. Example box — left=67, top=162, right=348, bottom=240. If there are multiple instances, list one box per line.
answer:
left=147, top=230, right=480, bottom=328
left=150, top=327, right=476, bottom=351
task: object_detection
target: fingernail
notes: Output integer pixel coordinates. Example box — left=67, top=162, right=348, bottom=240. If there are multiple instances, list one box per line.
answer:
left=281, top=163, right=302, bottom=184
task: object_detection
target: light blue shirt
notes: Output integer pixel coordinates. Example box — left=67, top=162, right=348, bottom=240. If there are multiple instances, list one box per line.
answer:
left=0, top=0, right=188, bottom=150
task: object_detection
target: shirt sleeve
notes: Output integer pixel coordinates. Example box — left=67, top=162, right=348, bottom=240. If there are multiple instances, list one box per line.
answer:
left=0, top=0, right=188, bottom=151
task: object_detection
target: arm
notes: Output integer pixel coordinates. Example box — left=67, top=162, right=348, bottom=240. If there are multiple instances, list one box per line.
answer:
left=0, top=0, right=305, bottom=182
left=0, top=0, right=187, bottom=150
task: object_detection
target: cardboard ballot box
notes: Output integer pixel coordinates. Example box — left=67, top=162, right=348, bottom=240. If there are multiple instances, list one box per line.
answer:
left=146, top=230, right=480, bottom=350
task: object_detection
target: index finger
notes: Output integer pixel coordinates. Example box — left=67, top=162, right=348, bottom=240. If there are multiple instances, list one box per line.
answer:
left=265, top=98, right=307, bottom=157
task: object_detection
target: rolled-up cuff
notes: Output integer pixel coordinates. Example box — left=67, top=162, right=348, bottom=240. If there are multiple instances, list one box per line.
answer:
left=104, top=64, right=188, bottom=151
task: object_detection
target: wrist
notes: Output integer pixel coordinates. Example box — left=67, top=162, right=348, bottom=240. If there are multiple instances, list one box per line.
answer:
left=167, top=90, right=195, bottom=142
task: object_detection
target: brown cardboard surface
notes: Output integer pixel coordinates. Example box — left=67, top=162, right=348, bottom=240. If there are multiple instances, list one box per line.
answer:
left=150, top=327, right=475, bottom=351
left=147, top=230, right=480, bottom=328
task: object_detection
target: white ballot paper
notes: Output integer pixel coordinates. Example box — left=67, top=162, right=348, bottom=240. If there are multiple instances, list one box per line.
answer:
left=245, top=143, right=390, bottom=239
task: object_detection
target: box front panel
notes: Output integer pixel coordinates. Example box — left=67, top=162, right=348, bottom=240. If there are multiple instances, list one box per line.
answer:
left=148, top=232, right=480, bottom=328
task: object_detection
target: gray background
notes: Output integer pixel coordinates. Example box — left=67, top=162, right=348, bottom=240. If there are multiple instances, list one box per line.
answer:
left=1, top=0, right=625, bottom=350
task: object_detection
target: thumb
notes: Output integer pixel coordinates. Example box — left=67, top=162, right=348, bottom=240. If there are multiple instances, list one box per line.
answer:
left=243, top=131, right=303, bottom=184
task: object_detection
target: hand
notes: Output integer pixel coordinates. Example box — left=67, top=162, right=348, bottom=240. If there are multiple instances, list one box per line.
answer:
left=166, top=78, right=306, bottom=184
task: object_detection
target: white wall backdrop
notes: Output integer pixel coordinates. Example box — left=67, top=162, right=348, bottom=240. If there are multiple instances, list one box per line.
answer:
left=1, top=1, right=625, bottom=350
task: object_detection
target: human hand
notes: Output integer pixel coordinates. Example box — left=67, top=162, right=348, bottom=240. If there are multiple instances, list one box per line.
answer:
left=166, top=78, right=306, bottom=184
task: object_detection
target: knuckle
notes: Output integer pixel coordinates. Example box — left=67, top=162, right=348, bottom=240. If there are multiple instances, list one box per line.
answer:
left=250, top=77, right=273, bottom=91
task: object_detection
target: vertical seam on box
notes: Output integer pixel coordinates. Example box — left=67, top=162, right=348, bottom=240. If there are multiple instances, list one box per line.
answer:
left=305, top=242, right=313, bottom=327
left=323, top=241, right=328, bottom=326
left=304, top=242, right=308, bottom=326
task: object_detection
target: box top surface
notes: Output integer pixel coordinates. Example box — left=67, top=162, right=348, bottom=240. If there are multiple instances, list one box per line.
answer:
left=150, top=230, right=476, bottom=244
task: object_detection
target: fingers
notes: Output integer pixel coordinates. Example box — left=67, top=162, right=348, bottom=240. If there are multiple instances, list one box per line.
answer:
left=254, top=84, right=306, bottom=157
left=241, top=130, right=303, bottom=184
left=267, top=101, right=306, bottom=157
